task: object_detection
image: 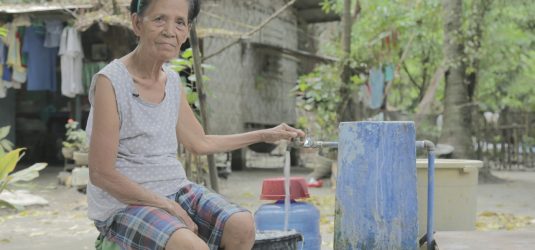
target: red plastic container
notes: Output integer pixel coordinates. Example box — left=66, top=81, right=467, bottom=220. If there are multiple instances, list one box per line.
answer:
left=260, top=177, right=310, bottom=200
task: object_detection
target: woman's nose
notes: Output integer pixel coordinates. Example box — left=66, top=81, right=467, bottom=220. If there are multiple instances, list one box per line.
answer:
left=163, top=23, right=176, bottom=37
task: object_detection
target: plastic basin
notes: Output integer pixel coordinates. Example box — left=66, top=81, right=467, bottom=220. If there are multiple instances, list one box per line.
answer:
left=260, top=177, right=309, bottom=200
left=416, top=159, right=483, bottom=234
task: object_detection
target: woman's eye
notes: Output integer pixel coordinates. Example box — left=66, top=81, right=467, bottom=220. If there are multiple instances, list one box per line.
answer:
left=154, top=17, right=165, bottom=24
left=176, top=20, right=187, bottom=29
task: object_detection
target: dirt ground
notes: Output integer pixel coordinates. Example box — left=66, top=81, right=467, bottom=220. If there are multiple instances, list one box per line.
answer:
left=0, top=166, right=534, bottom=250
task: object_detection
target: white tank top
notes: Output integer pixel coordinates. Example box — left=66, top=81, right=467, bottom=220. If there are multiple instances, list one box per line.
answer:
left=85, top=59, right=189, bottom=221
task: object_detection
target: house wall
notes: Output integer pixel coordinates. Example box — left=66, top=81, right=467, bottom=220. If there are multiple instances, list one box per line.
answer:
left=200, top=0, right=298, bottom=134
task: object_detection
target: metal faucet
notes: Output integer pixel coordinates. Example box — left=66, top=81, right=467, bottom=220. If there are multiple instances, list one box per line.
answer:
left=290, top=130, right=338, bottom=149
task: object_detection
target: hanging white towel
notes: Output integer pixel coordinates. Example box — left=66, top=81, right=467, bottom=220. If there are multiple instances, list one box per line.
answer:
left=59, top=27, right=84, bottom=98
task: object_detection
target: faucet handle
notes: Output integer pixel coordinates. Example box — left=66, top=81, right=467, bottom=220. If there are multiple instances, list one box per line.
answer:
left=289, top=128, right=310, bottom=148
left=303, top=131, right=315, bottom=148
left=289, top=137, right=304, bottom=148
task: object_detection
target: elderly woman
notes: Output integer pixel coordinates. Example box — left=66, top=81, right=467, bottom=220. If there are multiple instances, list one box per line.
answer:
left=86, top=0, right=304, bottom=249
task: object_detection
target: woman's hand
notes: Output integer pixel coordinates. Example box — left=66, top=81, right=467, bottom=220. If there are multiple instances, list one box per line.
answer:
left=261, top=123, right=305, bottom=143
left=162, top=199, right=198, bottom=234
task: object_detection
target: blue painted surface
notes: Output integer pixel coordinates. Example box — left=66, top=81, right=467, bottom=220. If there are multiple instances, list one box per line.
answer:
left=426, top=150, right=435, bottom=250
left=255, top=200, right=321, bottom=250
left=334, top=122, right=418, bottom=250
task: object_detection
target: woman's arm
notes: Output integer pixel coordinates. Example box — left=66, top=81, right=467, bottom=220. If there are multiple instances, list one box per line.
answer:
left=89, top=75, right=196, bottom=231
left=176, top=84, right=304, bottom=155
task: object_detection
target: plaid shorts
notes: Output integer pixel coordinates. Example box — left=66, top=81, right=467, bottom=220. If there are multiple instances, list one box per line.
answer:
left=95, top=182, right=249, bottom=250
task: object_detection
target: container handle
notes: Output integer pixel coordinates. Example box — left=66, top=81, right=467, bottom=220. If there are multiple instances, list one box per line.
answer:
left=460, top=166, right=475, bottom=174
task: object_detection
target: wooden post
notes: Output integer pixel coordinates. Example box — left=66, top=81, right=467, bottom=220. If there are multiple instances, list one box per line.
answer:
left=75, top=96, right=82, bottom=126
left=185, top=151, right=192, bottom=179
left=189, top=23, right=219, bottom=193
left=492, top=127, right=498, bottom=168
left=335, top=122, right=418, bottom=249
left=528, top=112, right=534, bottom=168
left=501, top=129, right=506, bottom=169
left=525, top=112, right=530, bottom=168
left=476, top=117, right=483, bottom=160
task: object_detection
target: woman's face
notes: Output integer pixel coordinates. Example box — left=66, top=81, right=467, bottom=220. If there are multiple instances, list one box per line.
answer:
left=133, top=0, right=190, bottom=61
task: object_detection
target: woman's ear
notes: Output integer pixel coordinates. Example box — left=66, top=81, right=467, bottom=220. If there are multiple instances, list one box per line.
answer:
left=131, top=13, right=142, bottom=36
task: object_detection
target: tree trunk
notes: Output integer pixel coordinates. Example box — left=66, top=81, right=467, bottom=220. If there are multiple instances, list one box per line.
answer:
left=439, top=0, right=474, bottom=159
left=190, top=24, right=219, bottom=192
left=337, top=0, right=357, bottom=122
left=465, top=0, right=501, bottom=182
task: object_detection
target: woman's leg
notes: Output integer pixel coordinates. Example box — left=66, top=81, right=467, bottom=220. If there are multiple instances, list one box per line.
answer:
left=166, top=228, right=208, bottom=250
left=219, top=212, right=256, bottom=250
left=175, top=183, right=252, bottom=249
left=97, top=205, right=196, bottom=250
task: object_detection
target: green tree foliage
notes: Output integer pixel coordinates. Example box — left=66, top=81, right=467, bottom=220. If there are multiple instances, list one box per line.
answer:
left=170, top=48, right=214, bottom=114
left=476, top=0, right=535, bottom=112
left=297, top=0, right=445, bottom=136
left=310, top=0, right=447, bottom=113
left=294, top=64, right=343, bottom=139
left=297, top=0, right=534, bottom=134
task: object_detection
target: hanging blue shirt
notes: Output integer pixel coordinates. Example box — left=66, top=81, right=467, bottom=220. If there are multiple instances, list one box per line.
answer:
left=22, top=26, right=58, bottom=92
left=384, top=63, right=395, bottom=82
left=0, top=38, right=5, bottom=64
left=2, top=64, right=11, bottom=82
left=0, top=43, right=11, bottom=81
left=369, top=67, right=385, bottom=109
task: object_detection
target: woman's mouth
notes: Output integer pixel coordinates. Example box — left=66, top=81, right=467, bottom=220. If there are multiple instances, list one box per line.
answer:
left=158, top=42, right=176, bottom=48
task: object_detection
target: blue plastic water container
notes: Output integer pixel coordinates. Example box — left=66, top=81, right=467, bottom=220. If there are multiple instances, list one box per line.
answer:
left=254, top=177, right=321, bottom=250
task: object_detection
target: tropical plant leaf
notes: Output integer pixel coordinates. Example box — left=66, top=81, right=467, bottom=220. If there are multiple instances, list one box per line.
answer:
left=172, top=65, right=186, bottom=72
left=0, top=140, right=14, bottom=151
left=201, top=64, right=215, bottom=71
left=0, top=199, right=24, bottom=211
left=187, top=75, right=197, bottom=82
left=9, top=163, right=48, bottom=183
left=172, top=58, right=192, bottom=67
left=186, top=92, right=199, bottom=104
left=181, top=48, right=193, bottom=59
left=0, top=126, right=9, bottom=139
left=0, top=148, right=25, bottom=182
left=0, top=176, right=11, bottom=193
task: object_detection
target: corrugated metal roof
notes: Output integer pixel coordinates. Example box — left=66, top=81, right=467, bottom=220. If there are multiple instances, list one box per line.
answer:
left=0, top=0, right=130, bottom=14
left=0, top=0, right=126, bottom=5
left=0, top=4, right=93, bottom=14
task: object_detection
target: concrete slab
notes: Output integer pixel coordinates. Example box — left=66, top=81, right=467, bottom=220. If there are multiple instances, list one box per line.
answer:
left=435, top=229, right=535, bottom=250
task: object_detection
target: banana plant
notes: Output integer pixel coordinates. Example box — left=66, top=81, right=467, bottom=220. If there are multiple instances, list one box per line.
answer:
left=0, top=148, right=26, bottom=194
left=0, top=126, right=14, bottom=158
left=0, top=126, right=48, bottom=209
left=0, top=148, right=48, bottom=210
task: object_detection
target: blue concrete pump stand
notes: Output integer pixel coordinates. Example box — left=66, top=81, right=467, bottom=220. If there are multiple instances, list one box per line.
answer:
left=334, top=121, right=418, bottom=249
